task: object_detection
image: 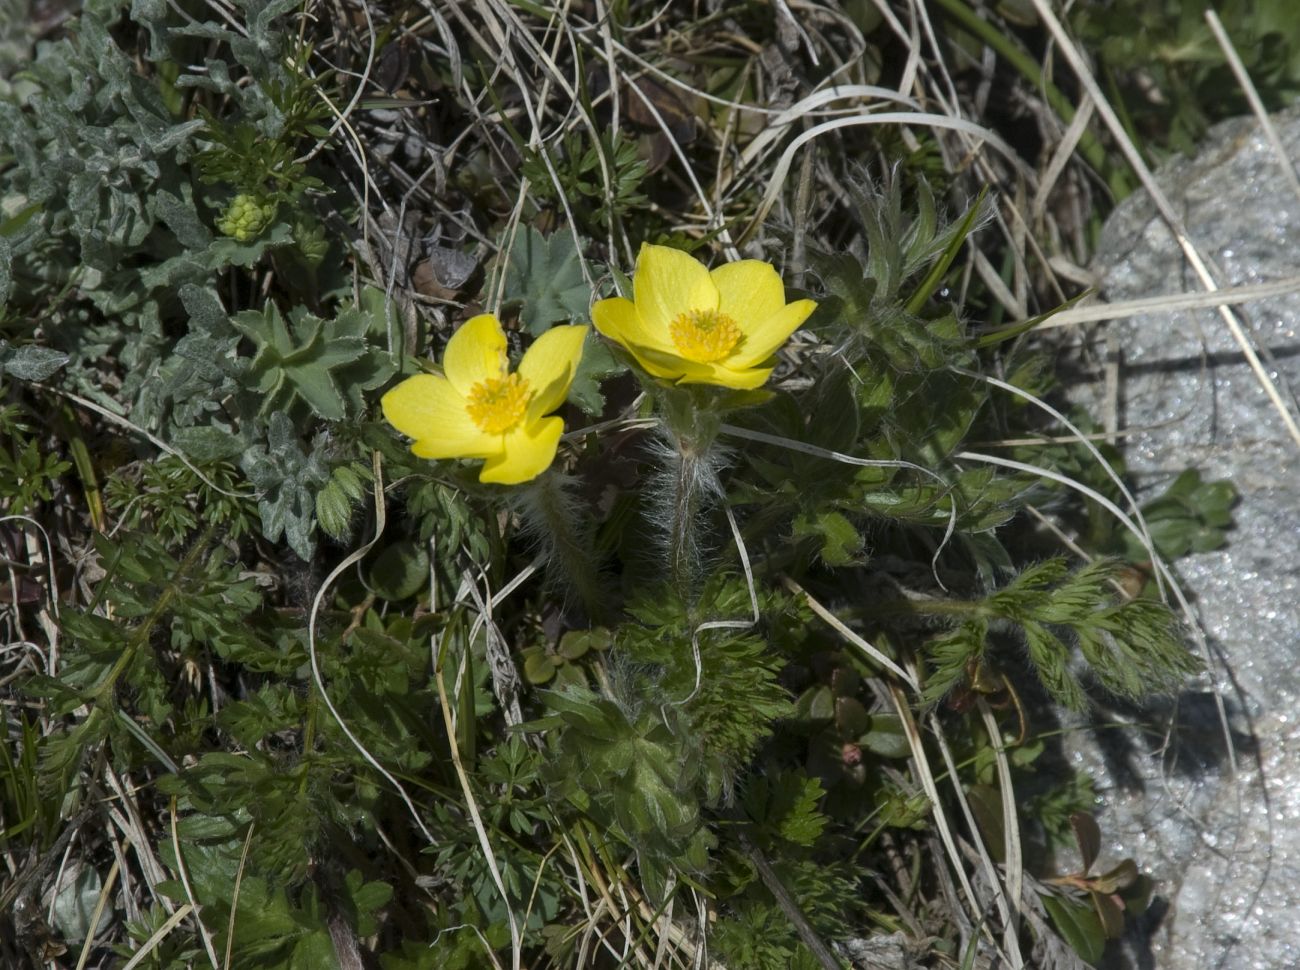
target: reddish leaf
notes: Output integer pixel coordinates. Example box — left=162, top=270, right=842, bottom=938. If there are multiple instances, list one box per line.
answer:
left=1071, top=811, right=1101, bottom=874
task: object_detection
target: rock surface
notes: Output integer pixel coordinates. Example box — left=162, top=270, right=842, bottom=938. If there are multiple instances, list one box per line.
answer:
left=1079, top=104, right=1300, bottom=969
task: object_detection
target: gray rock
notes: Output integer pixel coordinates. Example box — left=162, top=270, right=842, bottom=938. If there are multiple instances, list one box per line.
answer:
left=1078, top=104, right=1300, bottom=969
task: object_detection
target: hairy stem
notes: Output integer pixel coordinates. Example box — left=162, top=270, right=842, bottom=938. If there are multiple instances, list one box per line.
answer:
left=667, top=440, right=701, bottom=597
left=660, top=426, right=724, bottom=607
left=515, top=470, right=607, bottom=621
left=654, top=384, right=725, bottom=605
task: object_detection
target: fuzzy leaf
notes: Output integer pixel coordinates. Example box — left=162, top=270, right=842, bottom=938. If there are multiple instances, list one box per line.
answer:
left=1, top=342, right=70, bottom=381
left=172, top=425, right=244, bottom=462
left=179, top=284, right=232, bottom=337
left=314, top=476, right=353, bottom=541
left=139, top=224, right=294, bottom=291
left=0, top=236, right=10, bottom=305
left=240, top=413, right=329, bottom=559
left=50, top=865, right=113, bottom=944
left=150, top=184, right=211, bottom=249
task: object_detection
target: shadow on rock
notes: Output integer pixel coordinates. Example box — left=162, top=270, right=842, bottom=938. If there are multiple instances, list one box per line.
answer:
left=1084, top=685, right=1257, bottom=796
left=1100, top=894, right=1171, bottom=970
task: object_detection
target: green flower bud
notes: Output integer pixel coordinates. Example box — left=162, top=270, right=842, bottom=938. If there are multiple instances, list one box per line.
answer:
left=293, top=218, right=330, bottom=267
left=217, top=193, right=278, bottom=242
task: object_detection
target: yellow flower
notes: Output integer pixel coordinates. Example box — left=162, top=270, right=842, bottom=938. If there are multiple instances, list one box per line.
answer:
left=382, top=314, right=588, bottom=485
left=592, top=243, right=817, bottom=390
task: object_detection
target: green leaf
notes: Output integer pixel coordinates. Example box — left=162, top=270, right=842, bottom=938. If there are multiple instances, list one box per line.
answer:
left=1122, top=873, right=1154, bottom=915
left=558, top=627, right=610, bottom=659
left=502, top=227, right=593, bottom=335
left=343, top=870, right=394, bottom=937
left=1042, top=892, right=1106, bottom=965
left=0, top=237, right=10, bottom=306
left=231, top=300, right=394, bottom=421
left=172, top=426, right=244, bottom=462
left=0, top=202, right=42, bottom=238
left=567, top=332, right=623, bottom=415
left=368, top=540, right=429, bottom=601
left=1092, top=889, right=1126, bottom=939
left=966, top=783, right=1006, bottom=863
left=795, top=685, right=835, bottom=723
left=522, top=647, right=558, bottom=684
left=1091, top=858, right=1139, bottom=895
left=50, top=865, right=113, bottom=944
left=791, top=509, right=862, bottom=566
left=974, top=291, right=1087, bottom=348
left=835, top=695, right=870, bottom=737
left=857, top=714, right=910, bottom=759
left=904, top=186, right=988, bottom=314
left=1122, top=469, right=1238, bottom=561
left=1, top=342, right=70, bottom=381
left=742, top=773, right=828, bottom=847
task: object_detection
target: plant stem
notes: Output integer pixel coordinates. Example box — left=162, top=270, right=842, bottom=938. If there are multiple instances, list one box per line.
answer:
left=517, top=470, right=608, bottom=621
left=845, top=595, right=983, bottom=622
left=94, top=525, right=216, bottom=702
left=657, top=386, right=723, bottom=606
left=667, top=438, right=703, bottom=598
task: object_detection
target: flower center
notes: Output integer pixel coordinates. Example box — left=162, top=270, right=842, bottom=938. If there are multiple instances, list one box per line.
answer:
left=668, top=308, right=743, bottom=364
left=465, top=372, right=531, bottom=434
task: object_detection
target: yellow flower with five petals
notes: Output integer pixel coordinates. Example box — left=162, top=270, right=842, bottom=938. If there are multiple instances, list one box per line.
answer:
left=592, top=243, right=816, bottom=390
left=382, top=314, right=587, bottom=485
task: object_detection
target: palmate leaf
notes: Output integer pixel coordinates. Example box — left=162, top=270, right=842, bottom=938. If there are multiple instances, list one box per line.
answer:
left=231, top=296, right=394, bottom=421
left=567, top=332, right=623, bottom=415
left=502, top=227, right=592, bottom=336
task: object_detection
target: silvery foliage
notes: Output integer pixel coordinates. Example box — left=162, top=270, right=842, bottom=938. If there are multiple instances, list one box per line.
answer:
left=0, top=0, right=381, bottom=558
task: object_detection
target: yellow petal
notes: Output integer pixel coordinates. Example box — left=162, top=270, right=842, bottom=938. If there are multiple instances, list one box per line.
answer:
left=727, top=298, right=818, bottom=369
left=678, top=361, right=774, bottom=390
left=628, top=343, right=773, bottom=389
left=381, top=374, right=498, bottom=459
left=479, top=416, right=564, bottom=484
left=620, top=343, right=706, bottom=382
left=518, top=324, right=589, bottom=421
left=711, top=260, right=787, bottom=335
left=633, top=243, right=718, bottom=335
left=443, top=314, right=508, bottom=395
left=592, top=295, right=674, bottom=355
